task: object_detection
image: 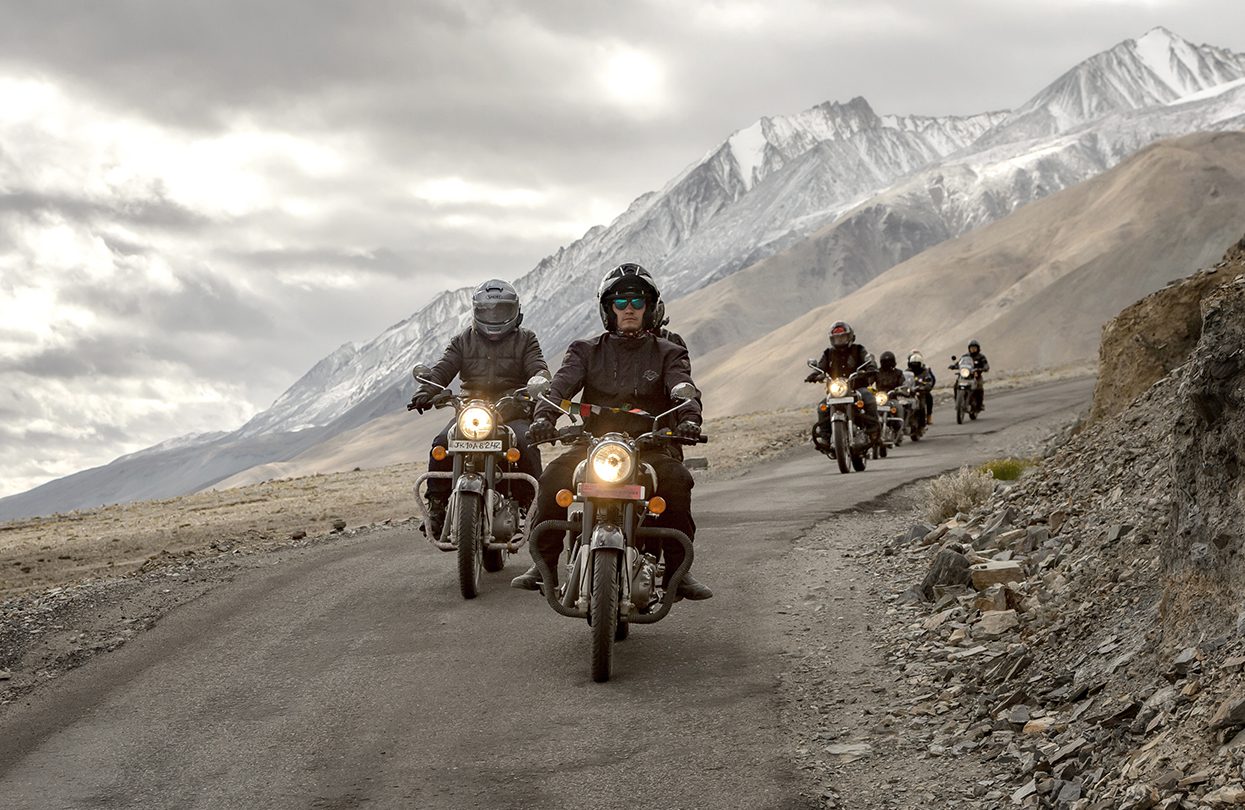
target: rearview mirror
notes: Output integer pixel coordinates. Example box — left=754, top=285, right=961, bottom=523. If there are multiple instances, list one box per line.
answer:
left=526, top=374, right=552, bottom=397
left=806, top=359, right=819, bottom=369
left=412, top=363, right=433, bottom=381
left=671, top=382, right=698, bottom=401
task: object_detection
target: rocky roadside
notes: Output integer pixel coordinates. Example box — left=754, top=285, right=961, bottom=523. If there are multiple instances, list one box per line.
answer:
left=846, top=275, right=1245, bottom=809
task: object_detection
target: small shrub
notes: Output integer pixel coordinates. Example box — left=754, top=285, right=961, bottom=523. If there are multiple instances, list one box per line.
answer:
left=924, top=466, right=996, bottom=523
left=977, top=457, right=1036, bottom=481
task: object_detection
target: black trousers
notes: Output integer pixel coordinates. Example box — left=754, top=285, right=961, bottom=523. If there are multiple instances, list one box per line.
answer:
left=426, top=418, right=541, bottom=506
left=529, top=449, right=696, bottom=582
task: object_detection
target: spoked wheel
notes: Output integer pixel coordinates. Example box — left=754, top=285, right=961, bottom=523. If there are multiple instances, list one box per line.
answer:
left=956, top=390, right=967, bottom=425
left=455, top=492, right=484, bottom=599
left=832, top=421, right=849, bottom=474
left=589, top=549, right=621, bottom=682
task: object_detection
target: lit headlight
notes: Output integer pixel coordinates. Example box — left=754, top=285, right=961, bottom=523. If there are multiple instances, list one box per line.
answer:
left=590, top=441, right=634, bottom=483
left=829, top=378, right=849, bottom=397
left=960, top=367, right=972, bottom=379
left=876, top=391, right=889, bottom=406
left=457, top=406, right=494, bottom=440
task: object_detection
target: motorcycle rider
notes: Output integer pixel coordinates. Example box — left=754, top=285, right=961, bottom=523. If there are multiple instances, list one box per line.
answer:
left=874, top=351, right=906, bottom=393
left=803, top=321, right=880, bottom=450
left=410, top=279, right=548, bottom=539
left=907, top=351, right=936, bottom=425
left=951, top=339, right=990, bottom=411
left=511, top=262, right=713, bottom=601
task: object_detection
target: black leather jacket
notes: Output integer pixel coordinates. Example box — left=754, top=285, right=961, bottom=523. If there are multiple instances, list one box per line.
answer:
left=874, top=368, right=906, bottom=392
left=814, top=344, right=876, bottom=388
left=418, top=326, right=548, bottom=400
left=535, top=332, right=702, bottom=437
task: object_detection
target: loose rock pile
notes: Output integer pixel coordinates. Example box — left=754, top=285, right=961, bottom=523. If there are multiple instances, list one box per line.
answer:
left=884, top=275, right=1245, bottom=807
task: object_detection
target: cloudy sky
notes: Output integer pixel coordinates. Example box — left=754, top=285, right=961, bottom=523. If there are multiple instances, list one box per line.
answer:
left=2, top=0, right=1243, bottom=499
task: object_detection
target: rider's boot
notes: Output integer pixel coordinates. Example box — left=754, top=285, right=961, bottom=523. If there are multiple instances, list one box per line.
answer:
left=423, top=495, right=447, bottom=540
left=510, top=564, right=542, bottom=591
left=675, top=573, right=714, bottom=601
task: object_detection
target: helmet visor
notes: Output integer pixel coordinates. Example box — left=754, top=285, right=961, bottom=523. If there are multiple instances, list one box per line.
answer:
left=829, top=332, right=851, bottom=348
left=474, top=300, right=519, bottom=326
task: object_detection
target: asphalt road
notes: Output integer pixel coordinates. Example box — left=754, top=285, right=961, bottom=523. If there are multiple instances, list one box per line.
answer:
left=0, top=377, right=1094, bottom=809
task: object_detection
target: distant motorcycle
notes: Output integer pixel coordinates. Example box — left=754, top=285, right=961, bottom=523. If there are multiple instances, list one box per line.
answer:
left=878, top=384, right=907, bottom=450
left=525, top=377, right=706, bottom=683
left=950, top=355, right=984, bottom=424
left=409, top=364, right=540, bottom=599
left=905, top=371, right=930, bottom=441
left=806, top=359, right=872, bottom=474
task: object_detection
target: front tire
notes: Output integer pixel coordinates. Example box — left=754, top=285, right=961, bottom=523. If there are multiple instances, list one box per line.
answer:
left=483, top=546, right=506, bottom=572
left=832, top=421, right=849, bottom=474
left=455, top=492, right=484, bottom=599
left=955, top=390, right=967, bottom=425
left=590, top=549, right=621, bottom=682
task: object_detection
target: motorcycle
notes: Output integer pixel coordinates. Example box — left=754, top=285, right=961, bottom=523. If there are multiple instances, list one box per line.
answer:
left=904, top=371, right=930, bottom=442
left=525, top=377, right=705, bottom=683
left=806, top=359, right=872, bottom=474
left=878, top=384, right=908, bottom=450
left=409, top=364, right=541, bottom=599
left=951, top=355, right=984, bottom=424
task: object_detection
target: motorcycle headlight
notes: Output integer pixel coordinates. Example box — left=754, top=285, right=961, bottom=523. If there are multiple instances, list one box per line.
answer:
left=960, top=367, right=972, bottom=379
left=457, top=405, right=495, bottom=440
left=590, top=440, right=634, bottom=483
left=876, top=391, right=889, bottom=406
left=829, top=378, right=849, bottom=397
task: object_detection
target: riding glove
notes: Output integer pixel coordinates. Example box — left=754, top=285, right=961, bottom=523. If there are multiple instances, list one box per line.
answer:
left=529, top=418, right=557, bottom=443
left=675, top=420, right=701, bottom=440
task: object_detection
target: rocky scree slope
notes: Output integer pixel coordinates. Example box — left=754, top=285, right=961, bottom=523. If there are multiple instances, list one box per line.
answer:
left=1092, top=235, right=1245, bottom=422
left=881, top=272, right=1245, bottom=807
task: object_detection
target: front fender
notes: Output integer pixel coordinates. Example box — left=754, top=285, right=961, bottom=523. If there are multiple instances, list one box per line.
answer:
left=453, top=473, right=486, bottom=495
left=588, top=523, right=626, bottom=551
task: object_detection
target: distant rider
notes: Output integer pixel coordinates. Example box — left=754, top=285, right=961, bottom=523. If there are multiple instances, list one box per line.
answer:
left=874, top=351, right=906, bottom=393
left=804, top=321, right=880, bottom=449
left=409, top=279, right=548, bottom=539
left=907, top=351, right=936, bottom=425
left=512, top=262, right=713, bottom=601
left=950, top=339, right=990, bottom=411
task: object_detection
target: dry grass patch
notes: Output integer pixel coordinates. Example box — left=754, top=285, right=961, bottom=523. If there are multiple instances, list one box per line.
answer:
left=924, top=466, right=996, bottom=523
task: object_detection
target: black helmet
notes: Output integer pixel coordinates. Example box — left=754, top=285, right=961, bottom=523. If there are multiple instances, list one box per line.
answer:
left=968, top=339, right=980, bottom=354
left=651, top=298, right=670, bottom=331
left=471, top=278, right=522, bottom=340
left=828, top=321, right=854, bottom=349
left=880, top=351, right=897, bottom=370
left=598, top=262, right=660, bottom=331
left=907, top=351, right=925, bottom=372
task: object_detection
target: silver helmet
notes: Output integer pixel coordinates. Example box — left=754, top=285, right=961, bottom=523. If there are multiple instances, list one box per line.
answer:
left=471, top=279, right=522, bottom=340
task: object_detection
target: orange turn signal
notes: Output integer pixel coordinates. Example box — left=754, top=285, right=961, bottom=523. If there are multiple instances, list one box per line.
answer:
left=505, top=447, right=521, bottom=463
left=647, top=496, right=667, bottom=515
left=855, top=401, right=864, bottom=409
left=432, top=445, right=448, bottom=461
left=555, top=489, right=575, bottom=508
left=818, top=404, right=828, bottom=412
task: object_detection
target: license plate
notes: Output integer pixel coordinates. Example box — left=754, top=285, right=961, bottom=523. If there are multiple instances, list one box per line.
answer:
left=448, top=440, right=503, bottom=452
left=823, top=397, right=854, bottom=405
left=578, top=483, right=645, bottom=500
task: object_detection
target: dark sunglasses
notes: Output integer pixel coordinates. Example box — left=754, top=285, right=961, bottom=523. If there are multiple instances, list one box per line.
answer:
left=611, top=297, right=647, bottom=311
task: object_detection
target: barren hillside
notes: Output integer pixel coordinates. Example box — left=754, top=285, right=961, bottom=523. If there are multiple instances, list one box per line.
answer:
left=696, top=132, right=1245, bottom=416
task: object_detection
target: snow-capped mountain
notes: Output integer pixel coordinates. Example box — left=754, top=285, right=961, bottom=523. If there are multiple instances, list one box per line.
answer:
left=239, top=97, right=1004, bottom=438
left=4, top=27, right=1244, bottom=520
left=978, top=27, right=1245, bottom=146
left=671, top=74, right=1245, bottom=359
